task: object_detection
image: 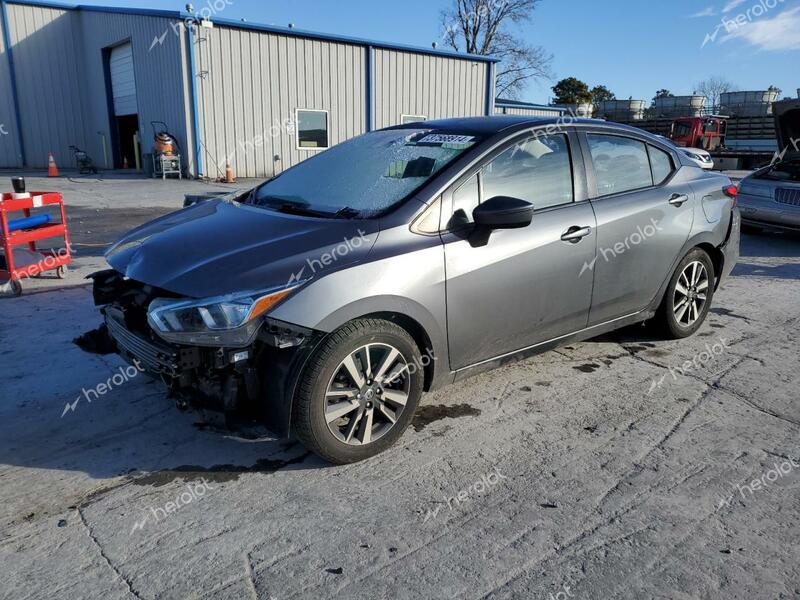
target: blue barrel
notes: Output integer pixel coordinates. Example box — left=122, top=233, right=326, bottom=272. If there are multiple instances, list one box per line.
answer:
left=7, top=214, right=50, bottom=232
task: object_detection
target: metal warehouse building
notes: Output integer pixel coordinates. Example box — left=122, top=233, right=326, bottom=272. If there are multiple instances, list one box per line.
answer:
left=494, top=98, right=564, bottom=117
left=0, top=0, right=498, bottom=178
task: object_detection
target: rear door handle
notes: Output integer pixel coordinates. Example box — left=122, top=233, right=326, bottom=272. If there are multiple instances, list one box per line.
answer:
left=669, top=193, right=689, bottom=207
left=561, top=226, right=592, bottom=243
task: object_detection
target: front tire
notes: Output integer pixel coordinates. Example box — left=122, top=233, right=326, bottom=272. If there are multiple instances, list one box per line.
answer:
left=656, top=248, right=715, bottom=339
left=292, top=318, right=424, bottom=464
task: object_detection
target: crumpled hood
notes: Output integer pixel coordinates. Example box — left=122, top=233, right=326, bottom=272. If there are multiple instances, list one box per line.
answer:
left=106, top=199, right=379, bottom=298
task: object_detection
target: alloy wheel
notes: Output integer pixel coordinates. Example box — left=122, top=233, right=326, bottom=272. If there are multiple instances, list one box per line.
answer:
left=673, top=260, right=709, bottom=327
left=324, top=343, right=411, bottom=445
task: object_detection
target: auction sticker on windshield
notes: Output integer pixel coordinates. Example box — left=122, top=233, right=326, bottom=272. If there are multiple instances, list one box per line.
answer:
left=417, top=134, right=476, bottom=145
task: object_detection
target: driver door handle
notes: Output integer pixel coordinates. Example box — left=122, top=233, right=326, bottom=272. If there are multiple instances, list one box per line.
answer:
left=561, top=226, right=592, bottom=243
left=669, top=193, right=689, bottom=207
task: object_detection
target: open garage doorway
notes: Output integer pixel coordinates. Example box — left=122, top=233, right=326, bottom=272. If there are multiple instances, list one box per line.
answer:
left=103, top=42, right=142, bottom=170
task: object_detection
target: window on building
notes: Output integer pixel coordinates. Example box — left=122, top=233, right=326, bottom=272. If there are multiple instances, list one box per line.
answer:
left=648, top=145, right=675, bottom=185
left=296, top=109, right=329, bottom=149
left=587, top=134, right=653, bottom=196
left=401, top=114, right=427, bottom=124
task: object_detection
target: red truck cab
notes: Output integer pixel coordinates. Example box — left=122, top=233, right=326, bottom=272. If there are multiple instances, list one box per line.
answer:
left=670, top=117, right=726, bottom=151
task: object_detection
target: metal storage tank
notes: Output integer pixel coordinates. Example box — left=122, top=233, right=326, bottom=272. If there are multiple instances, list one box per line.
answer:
left=719, top=90, right=781, bottom=116
left=595, top=100, right=646, bottom=121
left=494, top=98, right=565, bottom=117
left=652, top=95, right=706, bottom=117
left=554, top=102, right=593, bottom=118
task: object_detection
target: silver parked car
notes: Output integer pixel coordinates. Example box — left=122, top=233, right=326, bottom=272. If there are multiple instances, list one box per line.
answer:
left=92, top=117, right=741, bottom=464
left=738, top=158, right=800, bottom=232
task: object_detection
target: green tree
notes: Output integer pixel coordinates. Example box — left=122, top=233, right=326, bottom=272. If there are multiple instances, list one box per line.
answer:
left=552, top=77, right=592, bottom=105
left=655, top=89, right=674, bottom=98
left=590, top=85, right=616, bottom=103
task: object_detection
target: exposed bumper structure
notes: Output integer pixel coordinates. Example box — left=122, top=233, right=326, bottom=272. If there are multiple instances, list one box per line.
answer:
left=93, top=270, right=323, bottom=437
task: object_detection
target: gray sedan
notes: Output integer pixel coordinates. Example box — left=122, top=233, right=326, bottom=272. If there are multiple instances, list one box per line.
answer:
left=92, top=116, right=740, bottom=464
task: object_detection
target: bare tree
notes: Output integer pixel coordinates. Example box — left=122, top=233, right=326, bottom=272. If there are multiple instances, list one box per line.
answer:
left=441, top=0, right=553, bottom=99
left=696, top=77, right=737, bottom=113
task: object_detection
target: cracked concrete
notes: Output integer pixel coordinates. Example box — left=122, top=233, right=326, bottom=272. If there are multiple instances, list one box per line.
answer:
left=0, top=227, right=798, bottom=599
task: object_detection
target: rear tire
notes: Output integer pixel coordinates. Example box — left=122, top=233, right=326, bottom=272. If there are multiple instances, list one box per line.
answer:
left=655, top=248, right=715, bottom=339
left=292, top=318, right=424, bottom=464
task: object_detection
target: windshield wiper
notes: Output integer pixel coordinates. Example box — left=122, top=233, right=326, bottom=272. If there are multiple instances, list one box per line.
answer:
left=334, top=207, right=361, bottom=219
left=274, top=203, right=337, bottom=218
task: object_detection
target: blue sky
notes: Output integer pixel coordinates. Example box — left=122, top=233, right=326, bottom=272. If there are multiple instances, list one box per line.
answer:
left=79, top=0, right=799, bottom=104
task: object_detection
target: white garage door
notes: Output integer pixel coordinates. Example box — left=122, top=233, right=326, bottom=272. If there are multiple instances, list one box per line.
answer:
left=109, top=43, right=138, bottom=116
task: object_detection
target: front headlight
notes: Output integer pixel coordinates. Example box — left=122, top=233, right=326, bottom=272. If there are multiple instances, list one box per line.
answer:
left=147, top=284, right=302, bottom=346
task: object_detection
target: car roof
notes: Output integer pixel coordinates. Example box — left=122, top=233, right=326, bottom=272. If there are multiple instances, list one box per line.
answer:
left=384, top=116, right=659, bottom=139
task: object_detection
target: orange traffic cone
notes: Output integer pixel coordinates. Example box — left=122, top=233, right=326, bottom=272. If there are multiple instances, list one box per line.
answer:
left=225, top=163, right=236, bottom=184
left=47, top=152, right=59, bottom=177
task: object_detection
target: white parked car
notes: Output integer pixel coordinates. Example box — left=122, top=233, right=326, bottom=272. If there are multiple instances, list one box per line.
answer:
left=656, top=136, right=714, bottom=169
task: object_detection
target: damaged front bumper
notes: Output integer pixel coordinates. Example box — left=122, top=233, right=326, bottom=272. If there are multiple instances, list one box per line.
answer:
left=92, top=270, right=322, bottom=436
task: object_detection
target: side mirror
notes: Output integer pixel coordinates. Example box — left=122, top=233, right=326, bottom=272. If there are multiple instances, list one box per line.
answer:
left=473, top=196, right=534, bottom=229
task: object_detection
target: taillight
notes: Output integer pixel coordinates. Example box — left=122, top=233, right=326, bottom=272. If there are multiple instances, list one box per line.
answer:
left=723, top=184, right=738, bottom=207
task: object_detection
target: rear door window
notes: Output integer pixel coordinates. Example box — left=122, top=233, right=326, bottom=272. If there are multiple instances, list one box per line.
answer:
left=587, top=134, right=653, bottom=196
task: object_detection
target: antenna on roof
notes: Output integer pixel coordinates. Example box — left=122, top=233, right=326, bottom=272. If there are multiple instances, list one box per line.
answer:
left=288, top=23, right=295, bottom=29
left=185, top=3, right=194, bottom=13
left=432, top=42, right=438, bottom=49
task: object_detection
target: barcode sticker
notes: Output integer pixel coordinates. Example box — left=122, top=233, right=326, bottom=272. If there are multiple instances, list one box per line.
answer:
left=417, top=134, right=475, bottom=145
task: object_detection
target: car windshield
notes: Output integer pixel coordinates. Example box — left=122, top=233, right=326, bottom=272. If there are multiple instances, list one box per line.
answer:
left=756, top=159, right=800, bottom=182
left=249, top=129, right=480, bottom=217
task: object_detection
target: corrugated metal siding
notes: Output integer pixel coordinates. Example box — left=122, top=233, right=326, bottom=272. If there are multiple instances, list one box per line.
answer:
left=0, top=10, right=22, bottom=167
left=4, top=3, right=85, bottom=168
left=195, top=25, right=367, bottom=179
left=3, top=3, right=188, bottom=170
left=72, top=10, right=189, bottom=172
left=495, top=106, right=563, bottom=117
left=373, top=48, right=487, bottom=129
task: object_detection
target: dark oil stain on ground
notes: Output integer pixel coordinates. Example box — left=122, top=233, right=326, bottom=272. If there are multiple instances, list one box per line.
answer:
left=573, top=363, right=600, bottom=373
left=412, top=403, right=481, bottom=432
left=710, top=308, right=752, bottom=323
left=535, top=381, right=552, bottom=387
left=710, top=323, right=725, bottom=329
left=131, top=452, right=312, bottom=486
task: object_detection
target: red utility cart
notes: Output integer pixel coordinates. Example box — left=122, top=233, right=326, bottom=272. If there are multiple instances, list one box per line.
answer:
left=0, top=191, right=72, bottom=296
